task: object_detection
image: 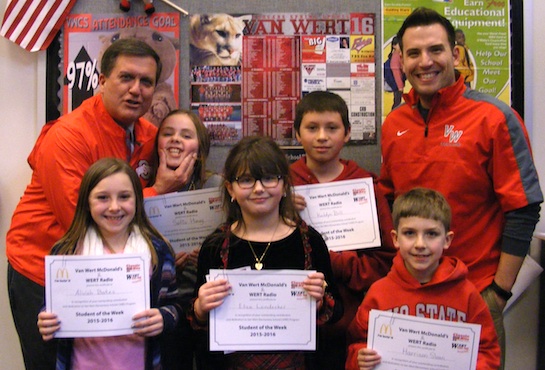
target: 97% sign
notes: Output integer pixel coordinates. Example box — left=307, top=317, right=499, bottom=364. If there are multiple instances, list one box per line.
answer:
left=67, top=59, right=98, bottom=91
left=64, top=46, right=99, bottom=111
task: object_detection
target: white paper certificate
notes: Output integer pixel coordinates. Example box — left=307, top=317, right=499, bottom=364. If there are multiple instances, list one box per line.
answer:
left=144, top=188, right=224, bottom=253
left=208, top=269, right=316, bottom=351
left=293, top=178, right=381, bottom=251
left=45, top=254, right=150, bottom=338
left=368, top=310, right=481, bottom=370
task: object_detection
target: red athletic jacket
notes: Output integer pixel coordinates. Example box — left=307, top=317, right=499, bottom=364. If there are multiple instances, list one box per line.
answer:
left=6, top=95, right=157, bottom=285
left=379, top=77, right=543, bottom=291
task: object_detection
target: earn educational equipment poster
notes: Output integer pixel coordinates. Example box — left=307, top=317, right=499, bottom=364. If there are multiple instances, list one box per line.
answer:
left=382, top=0, right=511, bottom=120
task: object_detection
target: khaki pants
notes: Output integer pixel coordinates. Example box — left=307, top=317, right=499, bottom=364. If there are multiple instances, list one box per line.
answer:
left=481, top=286, right=505, bottom=370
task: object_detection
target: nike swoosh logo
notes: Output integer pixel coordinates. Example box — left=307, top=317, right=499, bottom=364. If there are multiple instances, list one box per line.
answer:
left=397, top=130, right=409, bottom=136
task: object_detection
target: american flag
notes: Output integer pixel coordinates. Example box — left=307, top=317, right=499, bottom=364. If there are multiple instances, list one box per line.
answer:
left=0, top=0, right=77, bottom=52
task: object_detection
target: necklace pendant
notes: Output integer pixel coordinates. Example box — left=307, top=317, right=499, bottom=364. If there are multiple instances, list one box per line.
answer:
left=255, top=262, right=263, bottom=270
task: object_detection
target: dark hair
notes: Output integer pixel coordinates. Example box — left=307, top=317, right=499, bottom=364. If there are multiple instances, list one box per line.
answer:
left=222, top=136, right=300, bottom=231
left=455, top=29, right=465, bottom=37
left=294, top=91, right=350, bottom=135
left=392, top=187, right=452, bottom=232
left=100, top=38, right=162, bottom=85
left=148, top=109, right=211, bottom=189
left=455, top=29, right=466, bottom=45
left=52, top=158, right=171, bottom=267
left=397, top=7, right=456, bottom=52
left=388, top=36, right=400, bottom=59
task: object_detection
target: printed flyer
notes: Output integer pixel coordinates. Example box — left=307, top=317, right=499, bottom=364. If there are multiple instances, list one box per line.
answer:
left=189, top=13, right=377, bottom=146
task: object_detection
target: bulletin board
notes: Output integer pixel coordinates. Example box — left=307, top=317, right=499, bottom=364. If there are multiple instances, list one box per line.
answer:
left=44, top=0, right=524, bottom=176
left=46, top=0, right=383, bottom=175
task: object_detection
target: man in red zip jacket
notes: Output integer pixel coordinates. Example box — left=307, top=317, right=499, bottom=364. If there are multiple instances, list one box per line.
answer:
left=378, top=8, right=542, bottom=369
left=6, top=38, right=161, bottom=370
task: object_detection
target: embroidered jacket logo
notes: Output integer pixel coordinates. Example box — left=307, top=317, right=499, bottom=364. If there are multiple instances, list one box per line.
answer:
left=444, top=125, right=463, bottom=143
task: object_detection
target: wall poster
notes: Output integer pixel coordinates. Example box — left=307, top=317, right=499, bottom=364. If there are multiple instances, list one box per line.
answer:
left=382, top=0, right=511, bottom=120
left=189, top=13, right=377, bottom=146
left=61, top=12, right=180, bottom=127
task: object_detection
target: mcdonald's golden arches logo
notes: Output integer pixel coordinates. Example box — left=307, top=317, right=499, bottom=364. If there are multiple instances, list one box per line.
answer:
left=55, top=267, right=69, bottom=280
left=379, top=323, right=393, bottom=337
left=147, top=206, right=161, bottom=217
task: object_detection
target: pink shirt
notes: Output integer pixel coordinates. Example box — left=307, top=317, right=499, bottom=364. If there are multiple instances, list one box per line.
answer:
left=72, top=335, right=145, bottom=370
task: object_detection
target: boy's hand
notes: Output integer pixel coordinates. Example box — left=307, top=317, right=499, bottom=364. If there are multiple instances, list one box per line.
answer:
left=132, top=308, right=164, bottom=337
left=37, top=311, right=60, bottom=341
left=293, top=193, right=307, bottom=211
left=357, top=347, right=381, bottom=370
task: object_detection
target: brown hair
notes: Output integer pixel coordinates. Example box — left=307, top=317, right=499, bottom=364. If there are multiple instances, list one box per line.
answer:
left=223, top=136, right=300, bottom=232
left=52, top=158, right=172, bottom=267
left=148, top=109, right=211, bottom=189
left=294, top=91, right=350, bottom=135
left=396, top=7, right=456, bottom=52
left=100, top=38, right=162, bottom=85
left=392, top=187, right=452, bottom=232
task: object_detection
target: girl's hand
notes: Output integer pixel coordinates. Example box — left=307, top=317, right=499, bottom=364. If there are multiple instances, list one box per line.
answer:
left=186, top=248, right=200, bottom=267
left=357, top=347, right=381, bottom=370
left=37, top=311, right=60, bottom=341
left=153, top=150, right=197, bottom=194
left=292, top=193, right=307, bottom=212
left=195, top=278, right=231, bottom=321
left=175, top=251, right=190, bottom=270
left=132, top=308, right=164, bottom=337
left=303, top=272, right=327, bottom=309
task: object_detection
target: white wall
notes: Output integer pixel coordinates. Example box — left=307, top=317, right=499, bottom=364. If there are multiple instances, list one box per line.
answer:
left=0, top=1, right=543, bottom=369
left=0, top=0, right=44, bottom=370
left=527, top=3, right=545, bottom=235
left=0, top=0, right=41, bottom=367
left=501, top=2, right=545, bottom=369
left=0, top=16, right=38, bottom=370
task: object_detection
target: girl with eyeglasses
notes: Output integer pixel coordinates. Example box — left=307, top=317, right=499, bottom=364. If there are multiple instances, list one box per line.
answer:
left=188, top=135, right=342, bottom=369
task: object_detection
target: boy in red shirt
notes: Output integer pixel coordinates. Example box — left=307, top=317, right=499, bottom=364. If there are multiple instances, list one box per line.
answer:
left=290, top=91, right=396, bottom=369
left=346, top=188, right=500, bottom=370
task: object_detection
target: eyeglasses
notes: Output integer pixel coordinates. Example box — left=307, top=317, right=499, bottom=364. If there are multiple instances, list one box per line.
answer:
left=233, top=174, right=283, bottom=189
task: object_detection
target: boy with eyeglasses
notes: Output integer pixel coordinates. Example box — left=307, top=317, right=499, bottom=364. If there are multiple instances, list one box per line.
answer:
left=289, top=90, right=396, bottom=369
